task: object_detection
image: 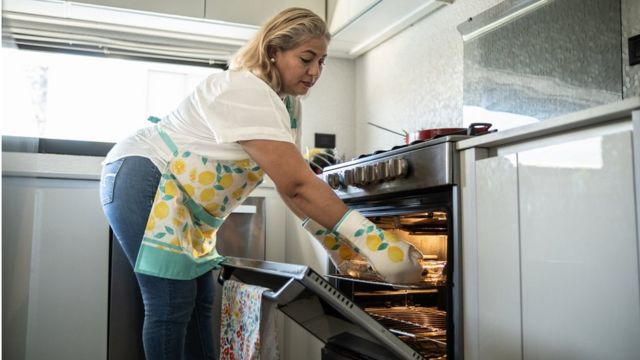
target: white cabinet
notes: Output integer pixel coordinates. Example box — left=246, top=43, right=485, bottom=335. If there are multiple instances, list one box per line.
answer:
left=71, top=0, right=205, bottom=18
left=460, top=103, right=640, bottom=360
left=475, top=154, right=522, bottom=360
left=69, top=0, right=325, bottom=25
left=205, top=0, right=325, bottom=25
left=518, top=132, right=639, bottom=359
left=2, top=176, right=110, bottom=360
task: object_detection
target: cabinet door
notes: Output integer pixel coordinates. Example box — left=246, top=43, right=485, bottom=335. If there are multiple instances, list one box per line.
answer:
left=73, top=0, right=205, bottom=18
left=518, top=131, right=640, bottom=359
left=205, top=0, right=325, bottom=25
left=475, top=154, right=523, bottom=360
left=2, top=177, right=110, bottom=360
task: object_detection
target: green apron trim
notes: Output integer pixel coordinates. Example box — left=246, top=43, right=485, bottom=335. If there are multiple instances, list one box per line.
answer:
left=142, top=236, right=183, bottom=251
left=147, top=116, right=162, bottom=124
left=156, top=126, right=179, bottom=157
left=285, top=96, right=297, bottom=129
left=135, top=243, right=225, bottom=280
left=164, top=172, right=225, bottom=228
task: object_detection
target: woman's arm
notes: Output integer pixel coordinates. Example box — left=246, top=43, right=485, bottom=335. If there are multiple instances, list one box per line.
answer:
left=239, top=139, right=347, bottom=229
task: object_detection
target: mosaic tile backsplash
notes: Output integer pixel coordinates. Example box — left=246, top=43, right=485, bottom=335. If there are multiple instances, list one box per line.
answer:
left=461, top=0, right=622, bottom=129
left=623, top=0, right=640, bottom=98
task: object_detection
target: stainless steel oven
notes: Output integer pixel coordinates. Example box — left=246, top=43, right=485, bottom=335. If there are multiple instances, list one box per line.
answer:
left=220, top=135, right=476, bottom=360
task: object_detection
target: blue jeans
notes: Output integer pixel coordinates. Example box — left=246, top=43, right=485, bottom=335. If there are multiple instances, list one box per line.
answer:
left=101, top=156, right=216, bottom=360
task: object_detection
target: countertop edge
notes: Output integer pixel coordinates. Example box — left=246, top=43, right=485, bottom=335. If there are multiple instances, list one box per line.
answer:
left=1, top=152, right=276, bottom=188
left=2, top=152, right=105, bottom=180
left=456, top=97, right=640, bottom=150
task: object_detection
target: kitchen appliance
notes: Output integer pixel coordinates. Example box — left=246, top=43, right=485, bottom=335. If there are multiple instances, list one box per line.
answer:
left=220, top=134, right=477, bottom=359
left=406, top=123, right=493, bottom=143
left=367, top=121, right=493, bottom=144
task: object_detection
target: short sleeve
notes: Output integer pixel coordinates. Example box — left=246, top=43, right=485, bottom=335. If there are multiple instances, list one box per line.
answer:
left=201, top=72, right=294, bottom=144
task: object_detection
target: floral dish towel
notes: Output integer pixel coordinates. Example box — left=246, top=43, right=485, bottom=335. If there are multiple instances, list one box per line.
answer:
left=220, top=280, right=279, bottom=360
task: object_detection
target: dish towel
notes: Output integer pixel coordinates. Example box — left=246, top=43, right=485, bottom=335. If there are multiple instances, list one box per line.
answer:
left=219, top=279, right=280, bottom=360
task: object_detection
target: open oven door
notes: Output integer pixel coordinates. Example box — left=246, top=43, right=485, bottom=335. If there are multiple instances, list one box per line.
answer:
left=219, top=256, right=430, bottom=360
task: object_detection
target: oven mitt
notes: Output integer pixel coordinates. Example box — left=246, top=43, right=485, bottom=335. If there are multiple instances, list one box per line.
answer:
left=334, top=210, right=423, bottom=284
left=302, top=217, right=361, bottom=274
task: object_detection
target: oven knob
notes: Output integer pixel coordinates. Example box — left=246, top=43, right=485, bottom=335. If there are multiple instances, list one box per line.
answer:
left=327, top=173, right=341, bottom=189
left=376, top=161, right=389, bottom=182
left=364, top=165, right=375, bottom=184
left=387, top=159, right=398, bottom=178
left=342, top=169, right=354, bottom=187
left=354, top=166, right=366, bottom=186
left=391, top=158, right=409, bottom=178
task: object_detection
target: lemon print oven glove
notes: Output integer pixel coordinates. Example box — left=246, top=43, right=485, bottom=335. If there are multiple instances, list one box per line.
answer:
left=334, top=210, right=423, bottom=284
left=302, top=217, right=361, bottom=274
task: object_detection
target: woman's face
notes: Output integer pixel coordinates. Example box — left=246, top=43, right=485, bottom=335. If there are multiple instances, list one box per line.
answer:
left=273, top=36, right=328, bottom=96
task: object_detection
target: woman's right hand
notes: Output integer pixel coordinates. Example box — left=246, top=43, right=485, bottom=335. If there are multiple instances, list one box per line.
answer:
left=334, top=210, right=423, bottom=284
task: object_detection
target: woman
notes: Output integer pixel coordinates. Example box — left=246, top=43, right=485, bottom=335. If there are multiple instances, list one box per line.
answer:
left=100, top=7, right=422, bottom=359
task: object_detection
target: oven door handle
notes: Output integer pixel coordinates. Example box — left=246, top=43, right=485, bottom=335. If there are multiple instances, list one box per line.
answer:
left=218, top=269, right=306, bottom=305
left=261, top=277, right=306, bottom=304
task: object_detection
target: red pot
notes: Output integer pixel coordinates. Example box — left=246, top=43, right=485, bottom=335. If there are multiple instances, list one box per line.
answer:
left=405, top=123, right=493, bottom=144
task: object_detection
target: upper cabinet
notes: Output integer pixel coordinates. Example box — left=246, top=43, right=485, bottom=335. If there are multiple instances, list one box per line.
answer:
left=71, top=0, right=205, bottom=18
left=327, top=0, right=452, bottom=58
left=67, top=0, right=326, bottom=25
left=205, top=0, right=325, bottom=27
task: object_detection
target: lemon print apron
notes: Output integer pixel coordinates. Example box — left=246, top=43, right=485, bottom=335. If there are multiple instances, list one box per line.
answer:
left=134, top=123, right=265, bottom=280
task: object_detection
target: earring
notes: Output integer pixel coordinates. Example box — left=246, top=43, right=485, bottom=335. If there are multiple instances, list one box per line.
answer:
left=269, top=58, right=275, bottom=63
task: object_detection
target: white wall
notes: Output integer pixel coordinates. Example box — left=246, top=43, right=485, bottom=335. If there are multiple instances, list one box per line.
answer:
left=300, top=57, right=357, bottom=160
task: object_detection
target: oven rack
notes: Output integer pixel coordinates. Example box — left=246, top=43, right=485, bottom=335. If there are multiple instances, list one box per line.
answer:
left=366, top=307, right=447, bottom=359
left=326, top=274, right=445, bottom=289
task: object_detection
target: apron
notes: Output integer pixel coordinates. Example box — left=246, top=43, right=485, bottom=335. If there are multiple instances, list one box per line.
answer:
left=134, top=120, right=265, bottom=279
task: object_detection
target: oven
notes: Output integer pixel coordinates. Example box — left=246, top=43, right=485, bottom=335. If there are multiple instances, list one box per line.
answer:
left=219, top=135, right=471, bottom=360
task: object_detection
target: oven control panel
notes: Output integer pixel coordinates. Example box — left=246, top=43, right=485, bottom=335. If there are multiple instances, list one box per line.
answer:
left=321, top=139, right=458, bottom=200
left=325, top=158, right=409, bottom=189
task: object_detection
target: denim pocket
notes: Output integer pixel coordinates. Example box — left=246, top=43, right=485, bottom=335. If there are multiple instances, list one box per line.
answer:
left=100, top=159, right=124, bottom=206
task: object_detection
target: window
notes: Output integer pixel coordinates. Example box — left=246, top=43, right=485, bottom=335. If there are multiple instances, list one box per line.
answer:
left=2, top=47, right=221, bottom=143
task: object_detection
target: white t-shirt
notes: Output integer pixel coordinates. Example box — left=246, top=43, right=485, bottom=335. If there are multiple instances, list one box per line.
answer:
left=104, top=69, right=301, bottom=169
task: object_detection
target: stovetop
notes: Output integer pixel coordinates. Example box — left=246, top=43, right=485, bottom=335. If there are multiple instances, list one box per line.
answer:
left=321, top=135, right=468, bottom=200
left=350, top=135, right=472, bottom=162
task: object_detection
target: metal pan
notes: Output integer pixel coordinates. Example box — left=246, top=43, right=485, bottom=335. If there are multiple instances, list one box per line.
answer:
left=406, top=123, right=493, bottom=143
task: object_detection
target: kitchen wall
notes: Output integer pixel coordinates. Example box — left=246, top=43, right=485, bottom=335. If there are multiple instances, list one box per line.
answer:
left=300, top=58, right=357, bottom=160
left=353, top=0, right=640, bottom=155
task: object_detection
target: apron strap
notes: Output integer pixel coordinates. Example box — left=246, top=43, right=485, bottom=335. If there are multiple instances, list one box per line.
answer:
left=152, top=117, right=224, bottom=229
left=165, top=174, right=225, bottom=228
left=148, top=116, right=179, bottom=157
left=156, top=125, right=179, bottom=157
left=285, top=96, right=297, bottom=129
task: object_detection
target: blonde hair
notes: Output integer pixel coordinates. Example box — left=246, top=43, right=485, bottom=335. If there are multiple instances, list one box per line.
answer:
left=230, top=7, right=330, bottom=93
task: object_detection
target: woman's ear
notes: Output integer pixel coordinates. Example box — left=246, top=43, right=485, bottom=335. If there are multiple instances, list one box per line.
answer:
left=267, top=46, right=278, bottom=60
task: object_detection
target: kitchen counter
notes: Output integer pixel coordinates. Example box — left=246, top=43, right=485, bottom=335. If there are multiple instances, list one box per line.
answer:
left=457, top=96, right=640, bottom=150
left=2, top=152, right=105, bottom=180
left=458, top=95, right=640, bottom=360
left=1, top=152, right=276, bottom=187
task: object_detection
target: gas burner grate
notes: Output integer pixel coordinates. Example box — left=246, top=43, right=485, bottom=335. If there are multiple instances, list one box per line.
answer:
left=365, top=307, right=447, bottom=359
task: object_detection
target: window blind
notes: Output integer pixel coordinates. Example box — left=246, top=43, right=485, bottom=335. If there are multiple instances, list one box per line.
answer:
left=2, top=4, right=256, bottom=67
